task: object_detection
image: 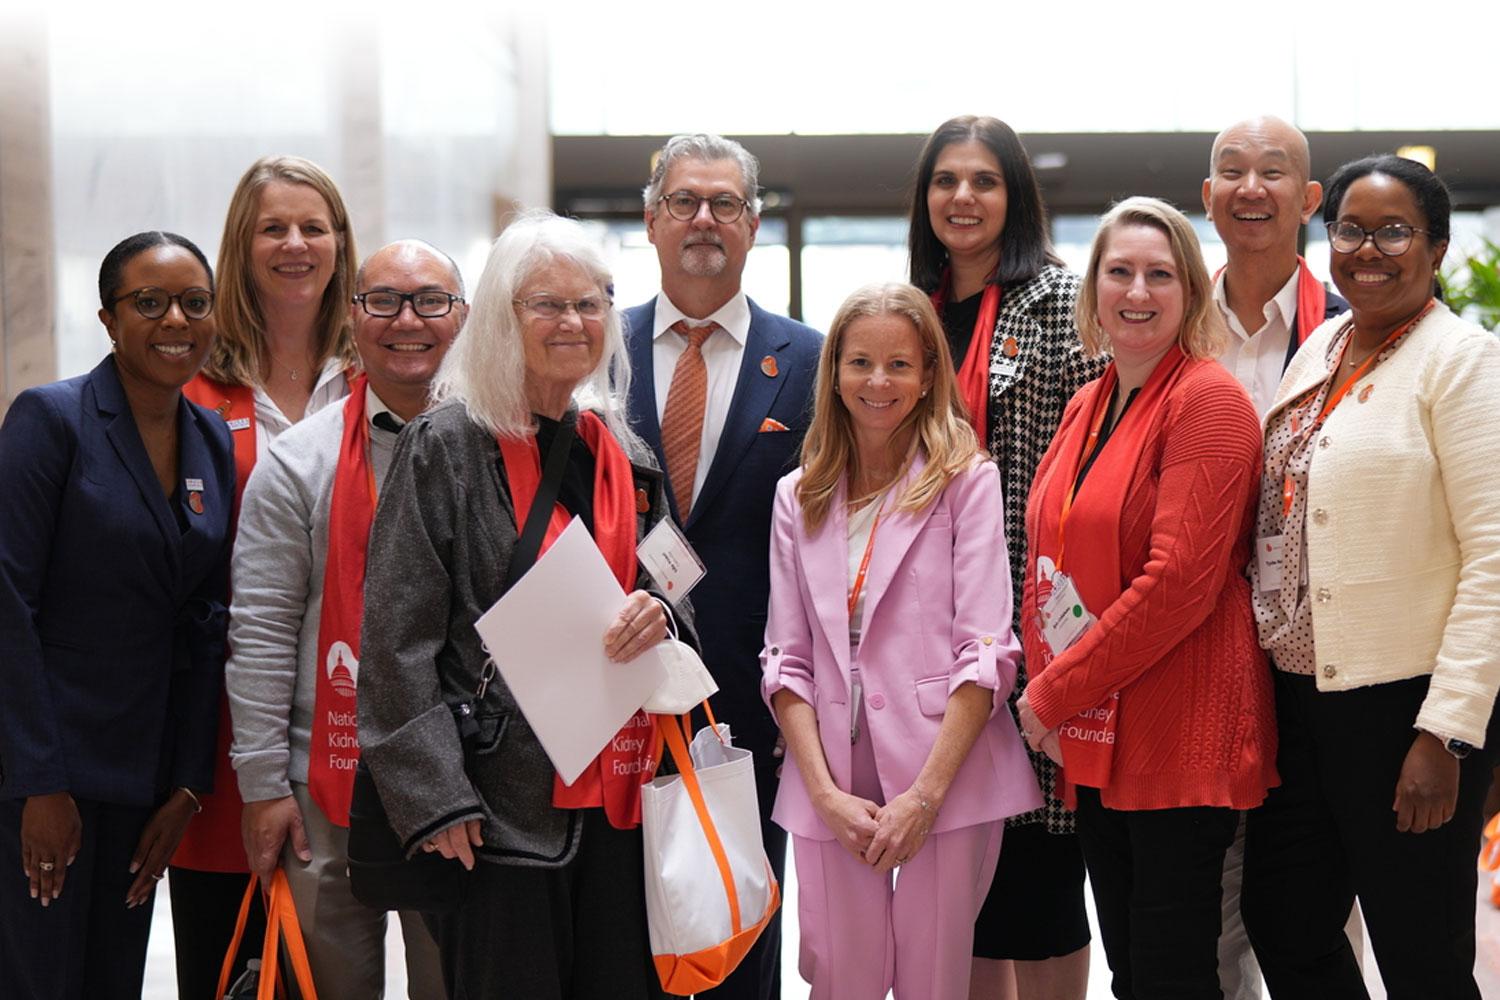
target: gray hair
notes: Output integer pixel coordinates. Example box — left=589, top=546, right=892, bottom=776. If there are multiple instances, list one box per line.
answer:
left=430, top=210, right=635, bottom=444
left=641, top=133, right=763, bottom=218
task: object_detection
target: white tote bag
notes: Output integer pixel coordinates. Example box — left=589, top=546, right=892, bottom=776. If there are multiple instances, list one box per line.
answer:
left=641, top=715, right=780, bottom=995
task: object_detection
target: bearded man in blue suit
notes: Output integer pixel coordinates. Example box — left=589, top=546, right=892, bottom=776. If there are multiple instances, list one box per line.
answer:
left=624, top=133, right=821, bottom=1000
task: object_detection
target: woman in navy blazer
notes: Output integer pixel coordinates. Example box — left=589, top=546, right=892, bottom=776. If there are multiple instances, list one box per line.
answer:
left=0, top=232, right=235, bottom=999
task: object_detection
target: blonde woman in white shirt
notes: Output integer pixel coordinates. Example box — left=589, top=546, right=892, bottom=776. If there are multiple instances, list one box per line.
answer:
left=1242, top=154, right=1500, bottom=1000
left=172, top=155, right=359, bottom=1000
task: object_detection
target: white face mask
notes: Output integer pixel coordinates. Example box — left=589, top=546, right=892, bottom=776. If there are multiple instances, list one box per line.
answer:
left=643, top=637, right=719, bottom=714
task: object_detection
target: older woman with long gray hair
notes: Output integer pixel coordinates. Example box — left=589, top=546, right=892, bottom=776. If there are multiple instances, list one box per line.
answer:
left=357, top=211, right=684, bottom=998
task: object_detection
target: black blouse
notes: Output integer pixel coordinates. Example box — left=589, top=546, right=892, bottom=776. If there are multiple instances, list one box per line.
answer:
left=940, top=290, right=985, bottom=370
left=532, top=413, right=597, bottom=536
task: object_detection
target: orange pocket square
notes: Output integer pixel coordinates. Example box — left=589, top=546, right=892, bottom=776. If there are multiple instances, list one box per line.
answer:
left=758, top=418, right=789, bottom=433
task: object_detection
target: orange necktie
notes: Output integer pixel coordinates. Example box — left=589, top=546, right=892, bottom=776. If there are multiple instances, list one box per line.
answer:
left=660, top=320, right=718, bottom=517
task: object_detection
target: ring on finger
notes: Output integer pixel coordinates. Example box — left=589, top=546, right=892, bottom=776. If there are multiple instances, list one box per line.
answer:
left=38, top=861, right=56, bottom=872
left=150, top=872, right=164, bottom=881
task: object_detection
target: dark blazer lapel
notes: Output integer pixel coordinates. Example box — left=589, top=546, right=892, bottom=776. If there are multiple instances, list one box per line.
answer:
left=802, top=477, right=852, bottom=677
left=688, top=299, right=794, bottom=528
left=92, top=359, right=178, bottom=569
left=624, top=300, right=665, bottom=459
left=856, top=453, right=936, bottom=631
left=172, top=400, right=222, bottom=592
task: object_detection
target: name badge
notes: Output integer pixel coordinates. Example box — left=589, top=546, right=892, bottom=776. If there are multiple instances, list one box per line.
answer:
left=990, top=358, right=1019, bottom=379
left=227, top=417, right=252, bottom=432
left=637, top=517, right=706, bottom=606
left=1041, top=569, right=1095, bottom=655
left=1256, top=535, right=1285, bottom=593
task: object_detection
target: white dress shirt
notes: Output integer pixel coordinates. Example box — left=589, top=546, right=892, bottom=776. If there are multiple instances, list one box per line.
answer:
left=252, top=359, right=349, bottom=452
left=1213, top=269, right=1301, bottom=419
left=652, top=290, right=751, bottom=508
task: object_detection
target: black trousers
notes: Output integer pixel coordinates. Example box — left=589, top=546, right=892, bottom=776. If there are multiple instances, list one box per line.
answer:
left=424, top=807, right=666, bottom=1000
left=167, top=865, right=265, bottom=1000
left=0, top=798, right=155, bottom=1000
left=1074, top=786, right=1239, bottom=999
left=1242, top=671, right=1499, bottom=1000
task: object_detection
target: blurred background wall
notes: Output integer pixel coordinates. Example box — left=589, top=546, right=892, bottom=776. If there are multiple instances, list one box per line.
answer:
left=3, top=0, right=1497, bottom=412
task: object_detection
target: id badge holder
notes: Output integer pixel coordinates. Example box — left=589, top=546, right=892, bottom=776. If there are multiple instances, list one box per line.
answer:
left=1256, top=535, right=1285, bottom=593
left=1041, top=570, right=1095, bottom=655
left=637, top=517, right=707, bottom=606
left=850, top=675, right=863, bottom=745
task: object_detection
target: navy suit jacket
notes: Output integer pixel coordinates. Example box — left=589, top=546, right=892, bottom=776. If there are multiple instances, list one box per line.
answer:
left=625, top=297, right=822, bottom=759
left=0, top=357, right=235, bottom=806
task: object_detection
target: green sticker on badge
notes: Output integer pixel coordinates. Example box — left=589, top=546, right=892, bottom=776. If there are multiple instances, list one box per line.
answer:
left=1071, top=605, right=1083, bottom=618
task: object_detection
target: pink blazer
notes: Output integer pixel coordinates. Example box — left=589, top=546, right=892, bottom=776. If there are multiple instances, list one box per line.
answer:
left=761, top=455, right=1043, bottom=841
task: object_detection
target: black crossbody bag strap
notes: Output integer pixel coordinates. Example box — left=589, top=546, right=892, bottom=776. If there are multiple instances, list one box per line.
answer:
left=505, top=414, right=577, bottom=589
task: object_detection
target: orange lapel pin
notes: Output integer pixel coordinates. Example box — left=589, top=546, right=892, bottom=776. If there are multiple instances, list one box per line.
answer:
left=760, top=355, right=778, bottom=378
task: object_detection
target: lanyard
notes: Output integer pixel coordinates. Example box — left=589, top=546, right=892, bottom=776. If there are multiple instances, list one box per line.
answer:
left=1280, top=300, right=1434, bottom=517
left=847, top=507, right=885, bottom=619
left=1055, top=390, right=1115, bottom=572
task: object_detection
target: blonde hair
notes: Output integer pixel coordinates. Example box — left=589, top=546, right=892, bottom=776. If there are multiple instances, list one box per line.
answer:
left=430, top=210, right=636, bottom=446
left=797, top=282, right=981, bottom=534
left=1076, top=196, right=1226, bottom=360
left=201, top=155, right=359, bottom=386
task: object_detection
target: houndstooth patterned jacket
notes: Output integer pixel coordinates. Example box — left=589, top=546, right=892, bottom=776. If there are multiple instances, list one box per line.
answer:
left=985, top=265, right=1106, bottom=833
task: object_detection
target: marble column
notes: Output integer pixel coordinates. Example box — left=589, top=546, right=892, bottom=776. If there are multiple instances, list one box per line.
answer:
left=0, top=15, right=56, bottom=413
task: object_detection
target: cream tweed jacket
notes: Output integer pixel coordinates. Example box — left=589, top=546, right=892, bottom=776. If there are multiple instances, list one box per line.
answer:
left=1265, top=301, right=1500, bottom=746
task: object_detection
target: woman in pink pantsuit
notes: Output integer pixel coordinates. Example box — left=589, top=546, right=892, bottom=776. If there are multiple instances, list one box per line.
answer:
left=762, top=283, right=1042, bottom=999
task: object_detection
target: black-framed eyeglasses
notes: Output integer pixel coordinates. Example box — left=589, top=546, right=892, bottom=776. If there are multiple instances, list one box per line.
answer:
left=512, top=294, right=612, bottom=320
left=353, top=290, right=463, bottom=318
left=657, top=190, right=752, bottom=224
left=1325, top=221, right=1431, bottom=257
left=107, top=286, right=214, bottom=320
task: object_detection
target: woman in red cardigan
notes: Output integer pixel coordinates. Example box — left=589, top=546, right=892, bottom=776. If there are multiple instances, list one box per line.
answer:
left=1015, top=196, right=1277, bottom=999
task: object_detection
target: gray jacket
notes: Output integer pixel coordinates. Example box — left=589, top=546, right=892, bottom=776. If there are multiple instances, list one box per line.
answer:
left=357, top=400, right=691, bottom=865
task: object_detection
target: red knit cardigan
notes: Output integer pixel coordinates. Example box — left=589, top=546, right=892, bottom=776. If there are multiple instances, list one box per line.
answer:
left=1023, top=359, right=1278, bottom=811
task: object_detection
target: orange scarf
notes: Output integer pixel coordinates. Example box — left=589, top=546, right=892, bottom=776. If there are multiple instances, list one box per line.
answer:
left=308, top=376, right=377, bottom=826
left=930, top=275, right=1002, bottom=439
left=1215, top=256, right=1328, bottom=348
left=1024, top=347, right=1190, bottom=790
left=497, top=413, right=657, bottom=830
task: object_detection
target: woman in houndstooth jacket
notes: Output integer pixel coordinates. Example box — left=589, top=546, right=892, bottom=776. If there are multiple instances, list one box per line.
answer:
left=907, top=115, right=1104, bottom=1000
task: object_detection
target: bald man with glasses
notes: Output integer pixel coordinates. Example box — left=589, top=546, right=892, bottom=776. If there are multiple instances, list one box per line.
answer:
left=225, top=240, right=465, bottom=1000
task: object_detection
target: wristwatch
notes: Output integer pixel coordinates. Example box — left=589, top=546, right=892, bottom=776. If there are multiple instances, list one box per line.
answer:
left=1421, top=729, right=1474, bottom=760
left=1443, top=738, right=1475, bottom=760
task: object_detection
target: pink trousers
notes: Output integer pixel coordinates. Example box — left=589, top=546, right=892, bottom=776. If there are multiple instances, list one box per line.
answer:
left=791, top=715, right=1003, bottom=999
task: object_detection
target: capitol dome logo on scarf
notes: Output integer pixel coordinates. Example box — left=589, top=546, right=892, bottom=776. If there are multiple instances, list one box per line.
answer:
left=326, top=641, right=359, bottom=697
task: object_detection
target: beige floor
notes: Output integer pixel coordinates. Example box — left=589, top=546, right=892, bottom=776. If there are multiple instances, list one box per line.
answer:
left=144, top=862, right=1500, bottom=998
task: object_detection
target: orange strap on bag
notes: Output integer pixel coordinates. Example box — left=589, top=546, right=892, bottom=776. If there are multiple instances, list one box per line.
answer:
left=647, top=707, right=780, bottom=995
left=1481, top=813, right=1500, bottom=872
left=213, top=870, right=320, bottom=1000
left=661, top=714, right=742, bottom=934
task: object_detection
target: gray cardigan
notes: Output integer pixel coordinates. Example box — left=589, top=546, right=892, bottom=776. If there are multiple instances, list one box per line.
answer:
left=357, top=400, right=692, bottom=865
left=226, top=392, right=398, bottom=802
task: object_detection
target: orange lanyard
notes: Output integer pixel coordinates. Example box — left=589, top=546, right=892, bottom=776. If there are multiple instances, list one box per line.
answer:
left=1055, top=392, right=1115, bottom=573
left=847, top=508, right=884, bottom=619
left=1280, top=300, right=1433, bottom=517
